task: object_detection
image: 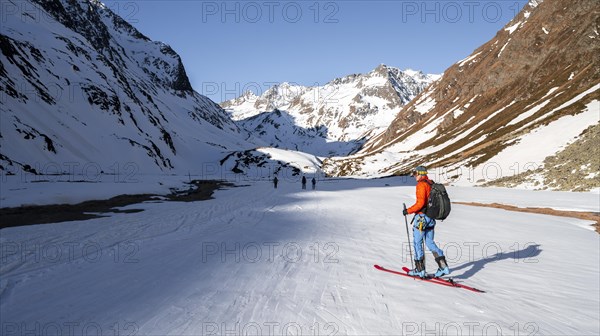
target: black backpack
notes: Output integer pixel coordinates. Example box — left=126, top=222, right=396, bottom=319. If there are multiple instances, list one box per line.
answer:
left=424, top=181, right=451, bottom=220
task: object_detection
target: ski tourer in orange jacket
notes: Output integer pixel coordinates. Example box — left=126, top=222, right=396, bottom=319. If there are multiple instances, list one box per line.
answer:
left=403, top=165, right=450, bottom=278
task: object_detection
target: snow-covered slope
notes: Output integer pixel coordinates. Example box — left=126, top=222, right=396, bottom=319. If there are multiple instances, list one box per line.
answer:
left=222, top=66, right=439, bottom=157
left=218, top=147, right=323, bottom=181
left=325, top=0, right=600, bottom=191
left=0, top=0, right=249, bottom=175
left=1, top=178, right=598, bottom=334
left=227, top=108, right=358, bottom=157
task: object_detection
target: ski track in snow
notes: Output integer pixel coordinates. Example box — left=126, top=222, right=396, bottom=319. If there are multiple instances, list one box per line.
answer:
left=1, top=178, right=598, bottom=335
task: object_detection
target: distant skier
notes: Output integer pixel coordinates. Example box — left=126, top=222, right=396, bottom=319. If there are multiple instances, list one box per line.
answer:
left=403, top=166, right=450, bottom=278
left=273, top=176, right=278, bottom=189
left=301, top=176, right=307, bottom=189
left=311, top=177, right=316, bottom=190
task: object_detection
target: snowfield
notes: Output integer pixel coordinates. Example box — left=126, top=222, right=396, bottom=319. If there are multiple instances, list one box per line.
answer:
left=1, top=177, right=598, bottom=335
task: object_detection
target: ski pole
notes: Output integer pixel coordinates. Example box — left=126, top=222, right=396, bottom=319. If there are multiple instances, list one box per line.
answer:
left=403, top=203, right=414, bottom=270
left=422, top=237, right=426, bottom=274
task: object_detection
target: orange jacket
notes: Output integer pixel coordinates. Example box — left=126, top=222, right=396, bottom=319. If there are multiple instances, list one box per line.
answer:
left=407, top=177, right=432, bottom=214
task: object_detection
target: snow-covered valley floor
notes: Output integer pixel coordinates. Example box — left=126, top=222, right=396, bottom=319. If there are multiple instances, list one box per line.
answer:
left=1, top=177, right=599, bottom=335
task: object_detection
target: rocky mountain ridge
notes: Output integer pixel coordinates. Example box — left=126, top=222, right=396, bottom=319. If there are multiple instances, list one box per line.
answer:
left=1, top=0, right=248, bottom=175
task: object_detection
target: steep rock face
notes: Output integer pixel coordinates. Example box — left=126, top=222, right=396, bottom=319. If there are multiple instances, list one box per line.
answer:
left=222, top=65, right=439, bottom=156
left=326, top=0, right=599, bottom=190
left=1, top=0, right=246, bottom=174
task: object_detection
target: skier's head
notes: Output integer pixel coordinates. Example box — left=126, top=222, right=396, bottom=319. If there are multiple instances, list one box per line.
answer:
left=411, top=166, right=428, bottom=180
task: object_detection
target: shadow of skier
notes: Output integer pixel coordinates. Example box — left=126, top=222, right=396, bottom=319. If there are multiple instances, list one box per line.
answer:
left=450, top=244, right=542, bottom=280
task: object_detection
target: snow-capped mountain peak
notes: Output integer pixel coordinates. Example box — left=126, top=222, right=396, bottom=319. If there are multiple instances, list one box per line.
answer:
left=1, top=0, right=248, bottom=175
left=222, top=65, right=439, bottom=157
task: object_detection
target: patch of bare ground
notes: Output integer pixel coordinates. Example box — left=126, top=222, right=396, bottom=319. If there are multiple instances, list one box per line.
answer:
left=455, top=202, right=600, bottom=234
left=0, top=180, right=233, bottom=229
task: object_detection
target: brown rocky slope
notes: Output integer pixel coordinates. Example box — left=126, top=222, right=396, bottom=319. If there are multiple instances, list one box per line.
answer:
left=325, top=0, right=599, bottom=190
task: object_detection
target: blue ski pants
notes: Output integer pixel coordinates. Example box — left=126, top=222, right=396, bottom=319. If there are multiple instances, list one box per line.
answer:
left=412, top=214, right=444, bottom=260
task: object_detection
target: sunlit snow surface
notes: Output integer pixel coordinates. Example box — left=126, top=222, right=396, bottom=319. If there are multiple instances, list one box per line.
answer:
left=1, top=177, right=598, bottom=335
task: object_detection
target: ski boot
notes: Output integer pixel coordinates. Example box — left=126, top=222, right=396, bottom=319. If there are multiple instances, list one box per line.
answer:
left=408, top=258, right=426, bottom=278
left=434, top=254, right=450, bottom=277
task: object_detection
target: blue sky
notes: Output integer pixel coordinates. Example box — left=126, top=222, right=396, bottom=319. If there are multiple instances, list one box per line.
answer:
left=103, top=0, right=529, bottom=102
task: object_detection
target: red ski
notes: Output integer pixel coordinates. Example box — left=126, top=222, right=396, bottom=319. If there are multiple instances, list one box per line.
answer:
left=374, top=265, right=485, bottom=293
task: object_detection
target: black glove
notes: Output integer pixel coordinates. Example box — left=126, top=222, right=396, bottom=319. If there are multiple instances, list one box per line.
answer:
left=402, top=208, right=408, bottom=216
